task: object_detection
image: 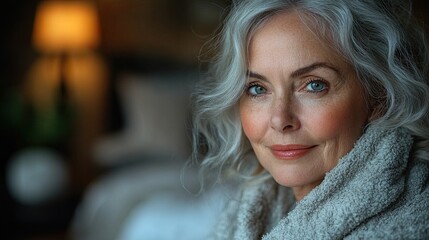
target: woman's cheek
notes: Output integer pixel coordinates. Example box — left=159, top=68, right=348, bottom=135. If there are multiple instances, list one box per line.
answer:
left=239, top=102, right=268, bottom=141
left=311, top=110, right=344, bottom=138
left=304, top=101, right=358, bottom=141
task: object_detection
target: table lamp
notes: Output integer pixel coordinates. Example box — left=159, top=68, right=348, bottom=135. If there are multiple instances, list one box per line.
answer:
left=29, top=0, right=106, bottom=188
left=32, top=0, right=100, bottom=100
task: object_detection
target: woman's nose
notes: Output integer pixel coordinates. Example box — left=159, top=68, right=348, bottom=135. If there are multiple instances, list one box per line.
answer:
left=270, top=98, right=300, bottom=132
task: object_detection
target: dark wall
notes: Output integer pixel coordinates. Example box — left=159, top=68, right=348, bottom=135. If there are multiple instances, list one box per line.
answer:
left=1, top=1, right=39, bottom=237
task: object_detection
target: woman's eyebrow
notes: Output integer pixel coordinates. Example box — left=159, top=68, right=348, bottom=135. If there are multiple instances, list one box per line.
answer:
left=290, top=62, right=340, bottom=78
left=247, top=62, right=340, bottom=81
left=246, top=70, right=267, bottom=81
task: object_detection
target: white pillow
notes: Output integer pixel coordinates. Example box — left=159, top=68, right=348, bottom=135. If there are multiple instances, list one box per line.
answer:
left=93, top=73, right=192, bottom=166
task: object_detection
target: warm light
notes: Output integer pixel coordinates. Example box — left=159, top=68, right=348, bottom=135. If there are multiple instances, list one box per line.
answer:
left=33, top=1, right=100, bottom=52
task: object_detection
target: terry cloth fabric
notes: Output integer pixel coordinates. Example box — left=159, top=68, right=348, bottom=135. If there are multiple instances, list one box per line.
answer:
left=211, top=126, right=429, bottom=239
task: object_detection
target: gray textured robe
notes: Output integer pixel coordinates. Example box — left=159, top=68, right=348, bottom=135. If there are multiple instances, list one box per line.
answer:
left=212, top=126, right=429, bottom=239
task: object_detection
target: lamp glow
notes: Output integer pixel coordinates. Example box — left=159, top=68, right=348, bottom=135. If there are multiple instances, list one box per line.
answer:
left=33, top=1, right=100, bottom=52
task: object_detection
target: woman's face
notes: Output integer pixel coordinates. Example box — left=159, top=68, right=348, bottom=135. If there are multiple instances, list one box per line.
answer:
left=239, top=12, right=369, bottom=200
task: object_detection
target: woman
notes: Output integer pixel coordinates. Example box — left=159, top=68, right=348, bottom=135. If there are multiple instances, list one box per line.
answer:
left=192, top=0, right=429, bottom=239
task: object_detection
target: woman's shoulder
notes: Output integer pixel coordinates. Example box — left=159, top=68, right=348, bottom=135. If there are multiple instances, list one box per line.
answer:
left=348, top=158, right=429, bottom=239
left=209, top=177, right=294, bottom=239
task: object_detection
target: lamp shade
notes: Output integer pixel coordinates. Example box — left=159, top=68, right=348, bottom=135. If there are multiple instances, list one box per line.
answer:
left=33, top=1, right=100, bottom=52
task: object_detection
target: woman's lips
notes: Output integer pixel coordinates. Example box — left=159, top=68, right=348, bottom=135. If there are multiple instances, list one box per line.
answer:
left=270, top=144, right=316, bottom=160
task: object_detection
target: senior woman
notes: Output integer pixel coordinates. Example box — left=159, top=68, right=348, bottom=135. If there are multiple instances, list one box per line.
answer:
left=192, top=0, right=429, bottom=239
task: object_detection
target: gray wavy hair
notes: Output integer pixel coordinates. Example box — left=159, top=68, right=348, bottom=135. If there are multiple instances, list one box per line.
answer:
left=191, top=0, right=429, bottom=179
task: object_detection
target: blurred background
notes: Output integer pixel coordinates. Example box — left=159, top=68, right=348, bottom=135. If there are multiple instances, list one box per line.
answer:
left=1, top=0, right=230, bottom=239
left=1, top=0, right=428, bottom=239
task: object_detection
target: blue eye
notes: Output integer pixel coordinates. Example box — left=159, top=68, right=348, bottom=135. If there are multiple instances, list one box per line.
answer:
left=306, top=80, right=328, bottom=92
left=247, top=84, right=267, bottom=96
